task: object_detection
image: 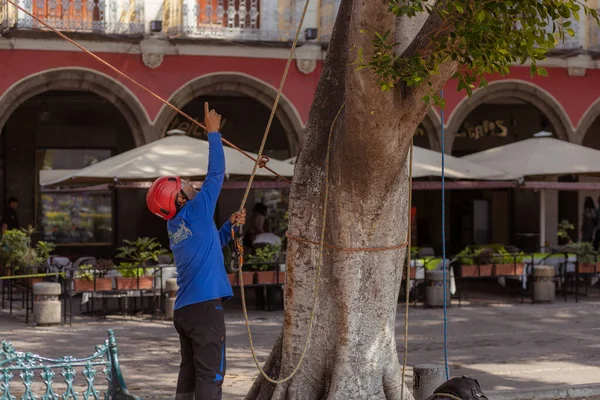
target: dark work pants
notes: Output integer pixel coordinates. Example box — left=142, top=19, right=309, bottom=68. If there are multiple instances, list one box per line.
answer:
left=174, top=299, right=226, bottom=400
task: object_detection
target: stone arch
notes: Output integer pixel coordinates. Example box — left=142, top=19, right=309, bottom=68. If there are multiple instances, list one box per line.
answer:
left=577, top=97, right=600, bottom=145
left=445, top=80, right=574, bottom=152
left=418, top=108, right=442, bottom=151
left=0, top=68, right=150, bottom=146
left=153, top=72, right=305, bottom=156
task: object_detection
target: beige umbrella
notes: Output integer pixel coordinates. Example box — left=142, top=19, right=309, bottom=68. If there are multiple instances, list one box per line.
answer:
left=462, top=134, right=600, bottom=176
left=286, top=146, right=518, bottom=180
left=40, top=134, right=295, bottom=186
left=462, top=133, right=600, bottom=248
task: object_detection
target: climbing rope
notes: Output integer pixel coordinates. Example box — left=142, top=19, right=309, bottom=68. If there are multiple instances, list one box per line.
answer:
left=441, top=90, right=450, bottom=380
left=4, top=0, right=291, bottom=185
left=9, top=0, right=429, bottom=385
left=401, top=138, right=414, bottom=400
left=236, top=104, right=344, bottom=384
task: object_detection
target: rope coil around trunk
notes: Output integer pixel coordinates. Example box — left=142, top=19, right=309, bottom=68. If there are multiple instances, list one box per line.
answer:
left=286, top=232, right=408, bottom=252
left=4, top=0, right=291, bottom=185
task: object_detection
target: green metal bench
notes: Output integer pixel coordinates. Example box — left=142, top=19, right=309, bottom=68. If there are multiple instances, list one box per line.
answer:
left=0, top=329, right=141, bottom=399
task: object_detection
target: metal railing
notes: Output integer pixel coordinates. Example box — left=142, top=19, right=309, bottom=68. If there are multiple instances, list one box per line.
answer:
left=0, top=0, right=145, bottom=35
left=163, top=0, right=300, bottom=41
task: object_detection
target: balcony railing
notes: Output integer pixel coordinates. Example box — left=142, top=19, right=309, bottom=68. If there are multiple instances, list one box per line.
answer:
left=0, top=0, right=145, bottom=35
left=163, top=0, right=302, bottom=42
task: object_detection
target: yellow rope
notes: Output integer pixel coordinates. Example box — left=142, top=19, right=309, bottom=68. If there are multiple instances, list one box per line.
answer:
left=238, top=104, right=345, bottom=384
left=401, top=138, right=414, bottom=399
left=0, top=272, right=65, bottom=280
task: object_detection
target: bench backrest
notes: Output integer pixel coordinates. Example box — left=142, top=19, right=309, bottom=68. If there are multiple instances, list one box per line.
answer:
left=0, top=329, right=140, bottom=400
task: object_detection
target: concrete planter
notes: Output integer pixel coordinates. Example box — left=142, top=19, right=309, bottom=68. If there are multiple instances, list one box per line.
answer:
left=74, top=278, right=112, bottom=292
left=115, top=277, right=153, bottom=290
left=33, top=282, right=62, bottom=326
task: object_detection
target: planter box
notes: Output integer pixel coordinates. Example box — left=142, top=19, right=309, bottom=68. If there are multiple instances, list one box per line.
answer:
left=461, top=265, right=478, bottom=277
left=238, top=271, right=255, bottom=285
left=479, top=264, right=493, bottom=276
left=461, top=265, right=493, bottom=277
left=255, top=271, right=286, bottom=285
left=74, top=278, right=113, bottom=292
left=495, top=263, right=525, bottom=276
left=228, top=273, right=238, bottom=286
left=579, top=263, right=596, bottom=274
left=116, top=277, right=153, bottom=290
left=409, top=266, right=416, bottom=279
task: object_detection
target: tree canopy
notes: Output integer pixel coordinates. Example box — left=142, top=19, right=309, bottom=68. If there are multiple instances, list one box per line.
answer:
left=356, top=0, right=599, bottom=106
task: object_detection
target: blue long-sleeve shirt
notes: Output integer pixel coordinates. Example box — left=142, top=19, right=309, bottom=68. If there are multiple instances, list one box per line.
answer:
left=167, top=132, right=234, bottom=310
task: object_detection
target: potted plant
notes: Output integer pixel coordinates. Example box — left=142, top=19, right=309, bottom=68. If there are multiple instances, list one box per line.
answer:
left=115, top=237, right=167, bottom=290
left=248, top=244, right=284, bottom=284
left=0, top=226, right=55, bottom=285
left=456, top=247, right=489, bottom=277
left=494, top=247, right=525, bottom=276
left=74, top=263, right=113, bottom=292
left=116, top=262, right=154, bottom=289
left=566, top=242, right=596, bottom=274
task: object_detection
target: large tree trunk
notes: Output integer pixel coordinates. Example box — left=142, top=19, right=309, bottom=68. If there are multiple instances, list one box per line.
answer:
left=246, top=1, right=456, bottom=399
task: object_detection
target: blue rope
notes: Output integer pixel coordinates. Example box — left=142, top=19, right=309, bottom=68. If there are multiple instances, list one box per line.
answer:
left=440, top=89, right=450, bottom=380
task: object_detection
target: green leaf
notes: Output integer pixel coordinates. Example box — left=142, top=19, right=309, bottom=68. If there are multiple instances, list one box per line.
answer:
left=477, top=10, right=486, bottom=23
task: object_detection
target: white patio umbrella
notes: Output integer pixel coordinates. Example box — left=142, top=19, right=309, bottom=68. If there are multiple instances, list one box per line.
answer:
left=40, top=134, right=295, bottom=186
left=462, top=132, right=600, bottom=248
left=285, top=146, right=518, bottom=180
left=462, top=133, right=600, bottom=176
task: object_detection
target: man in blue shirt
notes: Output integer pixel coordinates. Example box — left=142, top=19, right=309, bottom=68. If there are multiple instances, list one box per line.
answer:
left=147, top=103, right=246, bottom=400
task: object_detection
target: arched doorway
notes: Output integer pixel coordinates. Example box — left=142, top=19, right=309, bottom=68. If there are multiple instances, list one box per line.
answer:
left=446, top=81, right=573, bottom=253
left=154, top=72, right=305, bottom=157
left=0, top=88, right=154, bottom=256
left=154, top=73, right=304, bottom=228
left=412, top=110, right=442, bottom=251
left=577, top=101, right=600, bottom=244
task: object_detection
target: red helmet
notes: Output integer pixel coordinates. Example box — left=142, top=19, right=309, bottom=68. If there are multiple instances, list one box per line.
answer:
left=146, top=176, right=181, bottom=220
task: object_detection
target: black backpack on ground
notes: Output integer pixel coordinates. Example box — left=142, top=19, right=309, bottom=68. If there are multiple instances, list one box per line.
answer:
left=426, top=376, right=488, bottom=400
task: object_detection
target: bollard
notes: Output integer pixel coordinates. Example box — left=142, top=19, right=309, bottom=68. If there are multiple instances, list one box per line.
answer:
left=413, top=364, right=446, bottom=400
left=165, top=278, right=179, bottom=320
left=533, top=265, right=555, bottom=303
left=33, top=282, right=62, bottom=326
left=424, top=270, right=451, bottom=308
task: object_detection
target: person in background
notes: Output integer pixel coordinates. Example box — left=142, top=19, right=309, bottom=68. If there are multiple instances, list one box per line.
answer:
left=582, top=196, right=597, bottom=243
left=245, top=202, right=268, bottom=245
left=594, top=195, right=600, bottom=250
left=2, top=197, right=19, bottom=231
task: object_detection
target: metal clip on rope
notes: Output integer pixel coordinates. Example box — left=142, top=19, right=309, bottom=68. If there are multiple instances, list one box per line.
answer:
left=230, top=226, right=244, bottom=273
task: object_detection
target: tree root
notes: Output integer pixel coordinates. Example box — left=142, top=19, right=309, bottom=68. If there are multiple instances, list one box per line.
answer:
left=245, top=331, right=283, bottom=400
left=383, top=364, right=415, bottom=400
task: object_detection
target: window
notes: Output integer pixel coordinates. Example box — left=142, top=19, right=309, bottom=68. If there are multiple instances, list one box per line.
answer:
left=196, top=0, right=260, bottom=29
left=32, top=0, right=101, bottom=31
left=37, top=149, right=113, bottom=245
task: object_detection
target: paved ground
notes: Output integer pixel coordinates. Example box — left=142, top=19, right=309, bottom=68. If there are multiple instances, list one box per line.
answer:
left=3, top=292, right=600, bottom=399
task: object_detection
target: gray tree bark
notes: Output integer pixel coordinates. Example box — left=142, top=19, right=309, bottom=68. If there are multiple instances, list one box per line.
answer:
left=246, top=1, right=456, bottom=399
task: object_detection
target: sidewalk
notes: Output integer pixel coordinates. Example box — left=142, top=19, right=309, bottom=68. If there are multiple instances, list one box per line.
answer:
left=2, top=297, right=600, bottom=399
